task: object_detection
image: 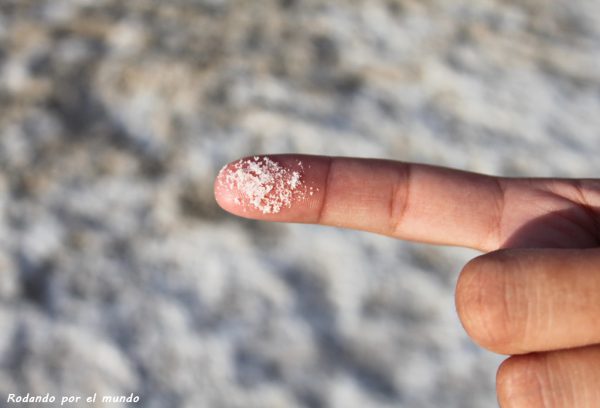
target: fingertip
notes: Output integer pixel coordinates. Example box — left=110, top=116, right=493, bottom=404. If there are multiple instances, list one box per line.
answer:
left=213, top=155, right=319, bottom=220
left=213, top=164, right=241, bottom=215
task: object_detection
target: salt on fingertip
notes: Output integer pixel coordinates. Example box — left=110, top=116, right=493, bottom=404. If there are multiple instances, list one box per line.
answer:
left=218, top=157, right=308, bottom=214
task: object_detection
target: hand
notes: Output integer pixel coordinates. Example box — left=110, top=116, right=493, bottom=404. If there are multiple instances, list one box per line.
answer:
left=215, top=154, right=600, bottom=407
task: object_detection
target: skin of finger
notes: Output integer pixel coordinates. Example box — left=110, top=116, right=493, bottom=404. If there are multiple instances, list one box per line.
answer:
left=497, top=345, right=600, bottom=408
left=216, top=155, right=600, bottom=251
left=214, top=155, right=330, bottom=221
left=456, top=248, right=600, bottom=355
left=215, top=155, right=507, bottom=250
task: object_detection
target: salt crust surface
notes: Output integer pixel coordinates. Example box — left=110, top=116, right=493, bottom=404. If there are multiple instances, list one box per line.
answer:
left=1, top=1, right=600, bottom=407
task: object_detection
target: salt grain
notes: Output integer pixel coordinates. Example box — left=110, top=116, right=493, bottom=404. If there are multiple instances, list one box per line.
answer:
left=219, top=157, right=306, bottom=214
left=288, top=172, right=301, bottom=189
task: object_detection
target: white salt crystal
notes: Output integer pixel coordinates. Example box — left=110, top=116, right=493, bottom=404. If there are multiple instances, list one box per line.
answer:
left=288, top=172, right=301, bottom=189
left=219, top=157, right=306, bottom=214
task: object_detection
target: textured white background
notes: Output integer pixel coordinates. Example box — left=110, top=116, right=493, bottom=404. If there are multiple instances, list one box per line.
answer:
left=0, top=0, right=599, bottom=406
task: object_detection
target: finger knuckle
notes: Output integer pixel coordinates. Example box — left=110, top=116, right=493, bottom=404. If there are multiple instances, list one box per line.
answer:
left=497, top=355, right=549, bottom=408
left=456, top=251, right=526, bottom=354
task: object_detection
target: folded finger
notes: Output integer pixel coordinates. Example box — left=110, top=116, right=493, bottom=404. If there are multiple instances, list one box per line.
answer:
left=497, top=345, right=600, bottom=407
left=456, top=248, right=600, bottom=355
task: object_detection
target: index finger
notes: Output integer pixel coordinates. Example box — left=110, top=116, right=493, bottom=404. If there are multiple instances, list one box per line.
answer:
left=215, top=154, right=509, bottom=251
left=214, top=154, right=599, bottom=251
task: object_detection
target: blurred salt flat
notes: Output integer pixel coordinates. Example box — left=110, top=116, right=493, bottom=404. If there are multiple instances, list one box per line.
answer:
left=0, top=0, right=599, bottom=407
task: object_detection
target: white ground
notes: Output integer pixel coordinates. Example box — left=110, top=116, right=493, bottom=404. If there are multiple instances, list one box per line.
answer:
left=0, top=0, right=599, bottom=407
